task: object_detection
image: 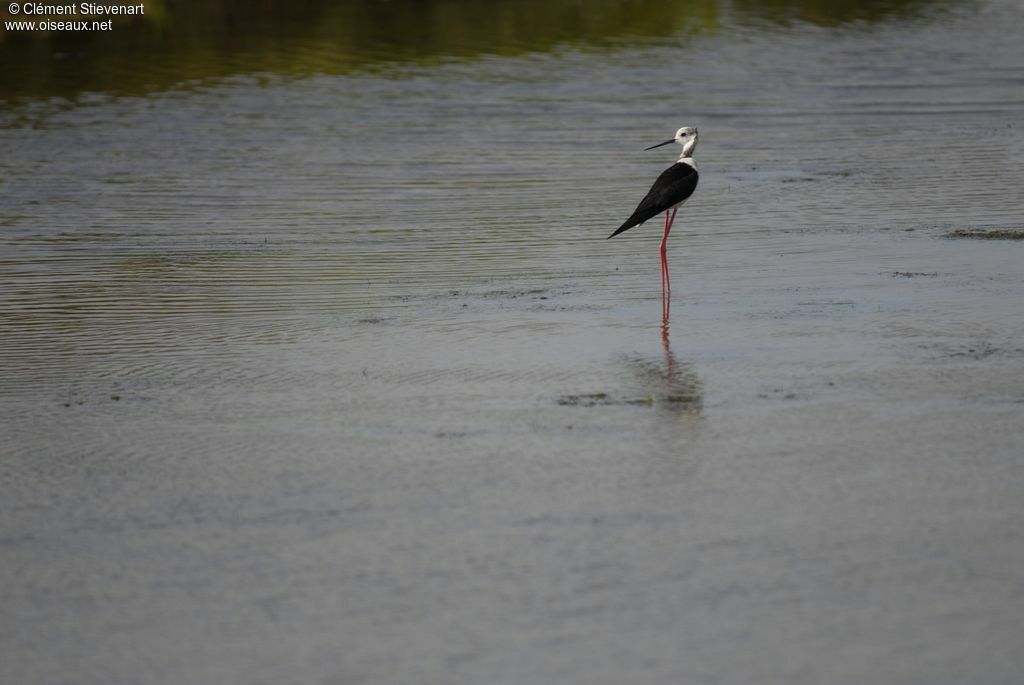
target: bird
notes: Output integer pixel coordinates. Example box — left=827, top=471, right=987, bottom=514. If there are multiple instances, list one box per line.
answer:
left=609, top=126, right=699, bottom=319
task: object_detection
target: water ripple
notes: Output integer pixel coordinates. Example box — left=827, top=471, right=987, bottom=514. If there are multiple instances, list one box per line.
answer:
left=3, top=3, right=1024, bottom=395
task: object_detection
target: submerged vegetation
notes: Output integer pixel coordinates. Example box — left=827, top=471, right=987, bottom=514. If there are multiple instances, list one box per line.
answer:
left=945, top=229, right=1024, bottom=240
left=2, top=0, right=945, bottom=101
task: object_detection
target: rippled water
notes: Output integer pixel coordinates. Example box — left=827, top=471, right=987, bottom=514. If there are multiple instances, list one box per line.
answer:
left=3, top=1, right=1024, bottom=683
left=3, top=0, right=1022, bottom=377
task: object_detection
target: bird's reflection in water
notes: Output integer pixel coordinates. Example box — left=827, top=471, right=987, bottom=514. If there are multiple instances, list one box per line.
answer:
left=662, top=315, right=675, bottom=377
left=663, top=288, right=671, bottom=329
left=620, top=311, right=702, bottom=414
left=556, top=307, right=701, bottom=411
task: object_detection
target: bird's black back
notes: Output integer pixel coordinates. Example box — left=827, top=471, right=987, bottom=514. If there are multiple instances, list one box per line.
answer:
left=609, top=163, right=698, bottom=238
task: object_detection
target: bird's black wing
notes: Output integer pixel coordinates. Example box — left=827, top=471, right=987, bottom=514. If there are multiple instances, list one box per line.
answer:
left=608, top=163, right=698, bottom=239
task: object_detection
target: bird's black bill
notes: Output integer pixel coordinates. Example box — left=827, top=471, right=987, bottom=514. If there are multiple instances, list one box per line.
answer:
left=644, top=138, right=676, bottom=150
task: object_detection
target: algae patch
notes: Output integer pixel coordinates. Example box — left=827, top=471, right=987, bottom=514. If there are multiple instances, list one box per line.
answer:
left=558, top=393, right=611, bottom=407
left=891, top=271, right=938, bottom=278
left=557, top=392, right=655, bottom=407
left=944, top=229, right=1024, bottom=240
left=557, top=392, right=695, bottom=408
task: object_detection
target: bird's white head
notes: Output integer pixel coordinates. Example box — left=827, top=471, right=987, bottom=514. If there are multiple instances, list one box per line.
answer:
left=675, top=127, right=697, bottom=157
left=645, top=126, right=698, bottom=161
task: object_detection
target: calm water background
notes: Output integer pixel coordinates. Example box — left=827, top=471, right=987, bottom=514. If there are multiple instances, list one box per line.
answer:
left=2, top=1, right=1023, bottom=683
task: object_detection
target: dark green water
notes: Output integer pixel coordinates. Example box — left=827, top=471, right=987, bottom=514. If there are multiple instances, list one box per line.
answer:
left=2, top=0, right=943, bottom=99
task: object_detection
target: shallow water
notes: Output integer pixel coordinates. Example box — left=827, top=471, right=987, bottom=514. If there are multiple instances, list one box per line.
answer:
left=2, top=1, right=1024, bottom=683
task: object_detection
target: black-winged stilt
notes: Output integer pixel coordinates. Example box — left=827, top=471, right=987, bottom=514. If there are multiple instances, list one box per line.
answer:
left=609, top=126, right=699, bottom=319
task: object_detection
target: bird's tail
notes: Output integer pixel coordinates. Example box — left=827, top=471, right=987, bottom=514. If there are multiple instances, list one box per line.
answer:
left=607, top=220, right=636, bottom=239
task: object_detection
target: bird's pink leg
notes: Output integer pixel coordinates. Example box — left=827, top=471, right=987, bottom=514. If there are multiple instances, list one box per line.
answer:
left=660, top=208, right=678, bottom=321
left=660, top=211, right=670, bottom=302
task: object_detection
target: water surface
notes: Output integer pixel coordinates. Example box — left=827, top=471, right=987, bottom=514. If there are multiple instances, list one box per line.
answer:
left=2, top=1, right=1024, bottom=683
